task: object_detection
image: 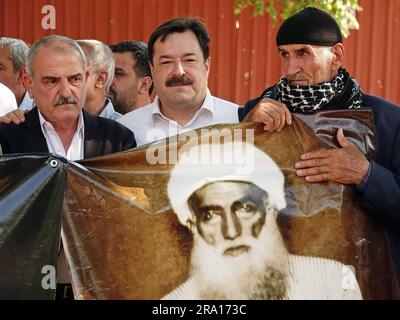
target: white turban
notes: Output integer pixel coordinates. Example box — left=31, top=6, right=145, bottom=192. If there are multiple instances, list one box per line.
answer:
left=0, top=83, right=17, bottom=117
left=167, top=141, right=287, bottom=226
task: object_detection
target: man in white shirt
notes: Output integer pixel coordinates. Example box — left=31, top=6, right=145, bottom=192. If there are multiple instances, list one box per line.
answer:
left=118, top=17, right=239, bottom=146
left=0, top=37, right=34, bottom=111
left=77, top=40, right=121, bottom=121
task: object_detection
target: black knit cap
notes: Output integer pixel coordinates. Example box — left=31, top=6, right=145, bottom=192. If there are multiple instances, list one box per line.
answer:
left=276, top=7, right=342, bottom=46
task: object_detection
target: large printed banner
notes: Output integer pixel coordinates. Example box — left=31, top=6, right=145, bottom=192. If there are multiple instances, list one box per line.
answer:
left=0, top=110, right=399, bottom=299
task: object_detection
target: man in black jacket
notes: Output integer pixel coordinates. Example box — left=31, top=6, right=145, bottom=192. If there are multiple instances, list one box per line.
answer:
left=239, top=7, right=400, bottom=285
left=0, top=35, right=137, bottom=299
left=0, top=35, right=136, bottom=157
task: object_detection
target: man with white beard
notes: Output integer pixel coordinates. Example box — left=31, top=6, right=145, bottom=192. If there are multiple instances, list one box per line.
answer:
left=165, top=141, right=362, bottom=300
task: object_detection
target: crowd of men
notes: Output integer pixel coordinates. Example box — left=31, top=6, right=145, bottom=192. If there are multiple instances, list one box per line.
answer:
left=0, top=8, right=399, bottom=300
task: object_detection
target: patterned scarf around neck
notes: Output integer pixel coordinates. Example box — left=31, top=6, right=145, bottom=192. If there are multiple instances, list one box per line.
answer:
left=263, top=68, right=363, bottom=113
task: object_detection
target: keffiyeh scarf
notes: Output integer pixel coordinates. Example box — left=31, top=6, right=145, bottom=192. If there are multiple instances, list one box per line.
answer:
left=263, top=68, right=363, bottom=113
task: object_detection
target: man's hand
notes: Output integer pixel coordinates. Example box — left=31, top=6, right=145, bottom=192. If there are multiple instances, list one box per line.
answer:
left=0, top=109, right=29, bottom=125
left=244, top=98, right=292, bottom=132
left=295, top=128, right=370, bottom=184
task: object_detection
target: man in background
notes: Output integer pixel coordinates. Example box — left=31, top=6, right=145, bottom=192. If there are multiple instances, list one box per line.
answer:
left=77, top=39, right=121, bottom=120
left=109, top=41, right=153, bottom=114
left=0, top=37, right=34, bottom=110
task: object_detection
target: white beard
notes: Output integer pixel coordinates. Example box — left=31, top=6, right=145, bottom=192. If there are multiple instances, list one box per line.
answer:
left=189, top=212, right=290, bottom=300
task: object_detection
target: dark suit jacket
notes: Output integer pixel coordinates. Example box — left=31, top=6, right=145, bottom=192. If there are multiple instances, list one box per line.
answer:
left=0, top=107, right=136, bottom=157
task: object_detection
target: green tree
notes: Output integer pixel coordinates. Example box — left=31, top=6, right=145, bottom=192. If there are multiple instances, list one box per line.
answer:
left=234, top=0, right=362, bottom=37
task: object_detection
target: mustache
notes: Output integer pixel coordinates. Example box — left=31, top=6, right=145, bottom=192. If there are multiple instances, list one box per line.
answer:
left=223, top=245, right=251, bottom=257
left=165, top=75, right=193, bottom=87
left=53, top=96, right=78, bottom=106
left=286, top=73, right=309, bottom=82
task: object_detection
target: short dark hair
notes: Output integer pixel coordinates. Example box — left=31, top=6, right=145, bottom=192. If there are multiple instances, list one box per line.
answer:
left=148, top=17, right=210, bottom=65
left=109, top=41, right=153, bottom=95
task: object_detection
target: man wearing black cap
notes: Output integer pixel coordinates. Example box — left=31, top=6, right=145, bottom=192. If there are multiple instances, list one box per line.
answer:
left=239, top=7, right=400, bottom=285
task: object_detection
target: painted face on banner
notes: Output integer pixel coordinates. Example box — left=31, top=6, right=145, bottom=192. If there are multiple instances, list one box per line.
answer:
left=189, top=181, right=267, bottom=257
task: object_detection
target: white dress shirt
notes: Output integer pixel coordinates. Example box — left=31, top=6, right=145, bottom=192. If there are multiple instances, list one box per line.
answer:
left=99, top=98, right=122, bottom=120
left=38, top=110, right=85, bottom=161
left=19, top=91, right=35, bottom=111
left=117, top=89, right=239, bottom=146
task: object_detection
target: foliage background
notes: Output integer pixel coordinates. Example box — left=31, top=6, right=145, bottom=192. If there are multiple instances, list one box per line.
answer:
left=235, top=0, right=362, bottom=37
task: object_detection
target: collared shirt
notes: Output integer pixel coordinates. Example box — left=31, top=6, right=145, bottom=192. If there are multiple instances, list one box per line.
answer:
left=19, top=91, right=35, bottom=111
left=38, top=110, right=85, bottom=161
left=38, top=109, right=85, bottom=286
left=99, top=98, right=122, bottom=120
left=117, top=89, right=239, bottom=146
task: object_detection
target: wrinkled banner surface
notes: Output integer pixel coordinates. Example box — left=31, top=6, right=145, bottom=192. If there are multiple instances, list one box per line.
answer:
left=1, top=110, right=399, bottom=299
